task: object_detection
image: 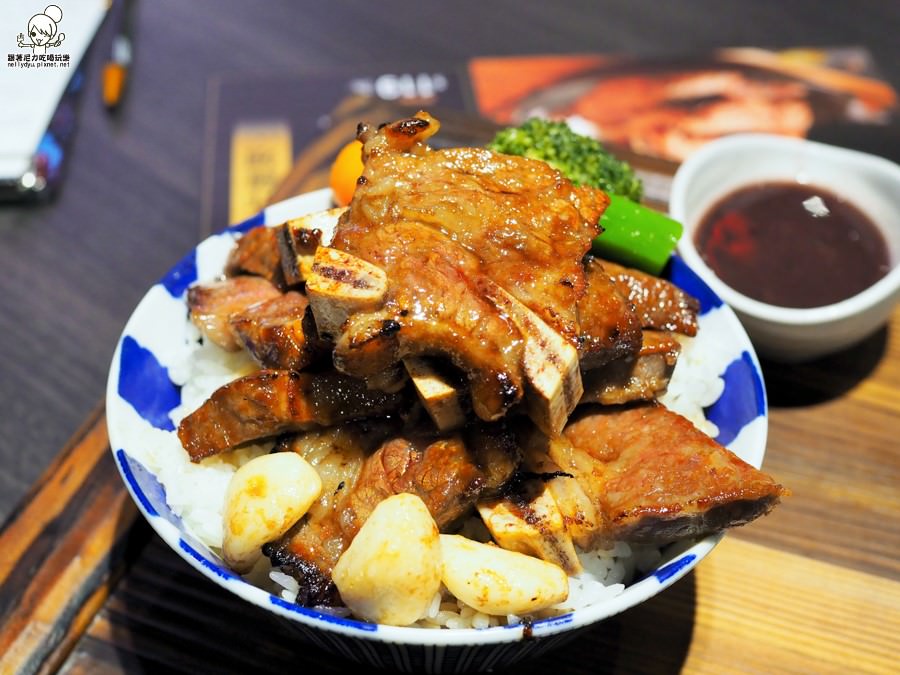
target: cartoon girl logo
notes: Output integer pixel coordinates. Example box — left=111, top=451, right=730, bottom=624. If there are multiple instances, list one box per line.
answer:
left=17, top=5, right=66, bottom=55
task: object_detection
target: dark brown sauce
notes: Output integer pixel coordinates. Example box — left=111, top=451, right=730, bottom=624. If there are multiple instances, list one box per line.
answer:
left=695, top=182, right=891, bottom=308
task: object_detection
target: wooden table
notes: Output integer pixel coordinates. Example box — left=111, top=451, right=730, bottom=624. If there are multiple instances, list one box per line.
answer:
left=2, top=1, right=900, bottom=673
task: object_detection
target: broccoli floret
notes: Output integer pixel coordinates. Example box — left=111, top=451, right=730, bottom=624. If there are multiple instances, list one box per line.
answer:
left=487, top=118, right=642, bottom=202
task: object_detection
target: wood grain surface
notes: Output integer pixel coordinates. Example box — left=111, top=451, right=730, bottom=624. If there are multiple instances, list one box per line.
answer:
left=0, top=408, right=136, bottom=675
left=2, top=1, right=900, bottom=674
left=47, top=534, right=900, bottom=675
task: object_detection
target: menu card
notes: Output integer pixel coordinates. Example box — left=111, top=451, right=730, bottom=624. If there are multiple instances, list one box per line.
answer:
left=202, top=48, right=898, bottom=230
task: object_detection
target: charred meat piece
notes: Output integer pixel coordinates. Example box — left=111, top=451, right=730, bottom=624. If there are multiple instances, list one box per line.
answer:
left=577, top=256, right=643, bottom=369
left=352, top=113, right=608, bottom=343
left=341, top=434, right=487, bottom=536
left=379, top=145, right=607, bottom=346
left=330, top=222, right=526, bottom=420
left=581, top=330, right=681, bottom=406
left=177, top=370, right=407, bottom=461
left=599, top=260, right=699, bottom=336
left=187, top=276, right=282, bottom=351
left=265, top=423, right=521, bottom=606
left=549, top=402, right=784, bottom=546
left=225, top=226, right=288, bottom=290
left=229, top=291, right=329, bottom=371
left=465, top=420, right=523, bottom=496
left=325, top=111, right=607, bottom=421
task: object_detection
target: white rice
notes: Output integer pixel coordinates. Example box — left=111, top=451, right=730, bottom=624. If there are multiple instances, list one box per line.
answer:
left=128, top=322, right=273, bottom=549
left=148, top=315, right=722, bottom=628
left=661, top=333, right=725, bottom=437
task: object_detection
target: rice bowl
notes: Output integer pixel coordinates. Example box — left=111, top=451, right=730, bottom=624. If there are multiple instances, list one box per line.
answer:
left=107, top=188, right=768, bottom=672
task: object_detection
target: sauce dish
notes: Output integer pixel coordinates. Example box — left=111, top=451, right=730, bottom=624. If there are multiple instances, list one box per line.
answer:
left=670, top=134, right=900, bottom=361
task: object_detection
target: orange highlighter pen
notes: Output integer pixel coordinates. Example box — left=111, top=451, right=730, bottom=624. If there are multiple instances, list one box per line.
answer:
left=102, top=0, right=134, bottom=110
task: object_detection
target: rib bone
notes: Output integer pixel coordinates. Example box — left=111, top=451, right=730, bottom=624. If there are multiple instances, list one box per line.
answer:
left=403, top=357, right=466, bottom=431
left=482, top=282, right=582, bottom=436
left=478, top=482, right=582, bottom=575
left=276, top=207, right=345, bottom=285
left=306, top=246, right=388, bottom=339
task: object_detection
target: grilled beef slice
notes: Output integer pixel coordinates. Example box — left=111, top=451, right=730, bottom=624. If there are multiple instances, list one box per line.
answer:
left=326, top=112, right=607, bottom=421
left=177, top=370, right=407, bottom=461
left=229, top=291, right=329, bottom=371
left=548, top=402, right=785, bottom=546
left=577, top=256, right=643, bottom=369
left=187, top=276, right=282, bottom=351
left=580, top=330, right=681, bottom=405
left=224, top=225, right=288, bottom=290
left=599, top=259, right=700, bottom=336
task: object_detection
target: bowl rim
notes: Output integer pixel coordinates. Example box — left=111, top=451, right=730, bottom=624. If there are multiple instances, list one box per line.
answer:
left=670, top=133, right=900, bottom=325
left=106, top=187, right=767, bottom=646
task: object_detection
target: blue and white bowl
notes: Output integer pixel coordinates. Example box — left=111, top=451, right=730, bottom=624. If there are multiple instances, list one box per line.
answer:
left=107, top=189, right=768, bottom=674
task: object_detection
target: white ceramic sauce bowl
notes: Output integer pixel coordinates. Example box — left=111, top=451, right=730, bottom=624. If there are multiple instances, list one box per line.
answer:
left=670, top=133, right=900, bottom=362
